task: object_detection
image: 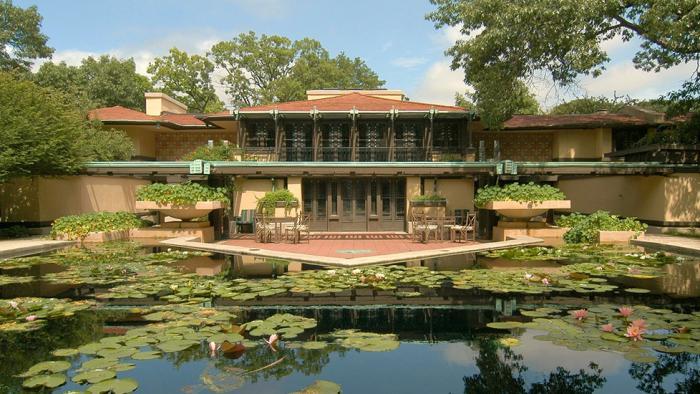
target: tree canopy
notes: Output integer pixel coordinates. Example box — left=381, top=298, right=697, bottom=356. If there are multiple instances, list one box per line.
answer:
left=147, top=48, right=224, bottom=113
left=456, top=80, right=541, bottom=127
left=0, top=0, right=53, bottom=71
left=34, top=55, right=152, bottom=111
left=428, top=0, right=700, bottom=126
left=210, top=31, right=385, bottom=107
left=0, top=72, right=133, bottom=181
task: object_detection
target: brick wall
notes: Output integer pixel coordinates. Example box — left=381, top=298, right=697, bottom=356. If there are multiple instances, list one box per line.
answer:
left=473, top=132, right=553, bottom=161
left=156, top=131, right=236, bottom=161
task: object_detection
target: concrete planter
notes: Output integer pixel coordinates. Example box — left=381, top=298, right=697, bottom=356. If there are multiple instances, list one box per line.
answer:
left=135, top=201, right=225, bottom=221
left=482, top=200, right=571, bottom=220
left=410, top=200, right=447, bottom=207
left=56, top=229, right=130, bottom=243
left=270, top=201, right=299, bottom=218
left=598, top=230, right=640, bottom=244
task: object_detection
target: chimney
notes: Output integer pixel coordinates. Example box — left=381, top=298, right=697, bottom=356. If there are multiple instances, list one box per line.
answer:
left=145, top=92, right=187, bottom=116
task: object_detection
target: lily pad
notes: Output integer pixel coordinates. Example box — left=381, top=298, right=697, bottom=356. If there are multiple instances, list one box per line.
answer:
left=18, top=360, right=71, bottom=377
left=23, top=373, right=66, bottom=389
left=87, top=378, right=139, bottom=394
left=131, top=351, right=162, bottom=360
left=301, top=341, right=328, bottom=350
left=624, top=288, right=651, bottom=294
left=52, top=348, right=79, bottom=357
left=486, top=321, right=524, bottom=330
left=72, top=369, right=116, bottom=384
left=291, top=380, right=342, bottom=394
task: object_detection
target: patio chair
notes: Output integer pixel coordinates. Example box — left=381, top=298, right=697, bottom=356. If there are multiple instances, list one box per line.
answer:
left=254, top=213, right=272, bottom=243
left=412, top=214, right=438, bottom=243
left=286, top=213, right=310, bottom=243
left=451, top=212, right=477, bottom=242
left=235, top=209, right=256, bottom=234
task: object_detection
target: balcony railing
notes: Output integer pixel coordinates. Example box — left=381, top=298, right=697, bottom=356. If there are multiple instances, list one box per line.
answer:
left=245, top=146, right=465, bottom=162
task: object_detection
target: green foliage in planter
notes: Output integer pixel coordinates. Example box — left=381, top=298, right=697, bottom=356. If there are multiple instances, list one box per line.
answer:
left=557, top=210, right=647, bottom=244
left=50, top=212, right=146, bottom=241
left=136, top=182, right=229, bottom=205
left=474, top=182, right=566, bottom=207
left=256, top=189, right=299, bottom=216
left=411, top=194, right=446, bottom=202
left=181, top=142, right=239, bottom=161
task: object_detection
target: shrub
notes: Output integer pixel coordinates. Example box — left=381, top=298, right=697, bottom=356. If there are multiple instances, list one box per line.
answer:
left=411, top=194, right=446, bottom=202
left=0, top=225, right=31, bottom=239
left=50, top=211, right=146, bottom=240
left=474, top=182, right=566, bottom=207
left=181, top=142, right=239, bottom=161
left=256, top=189, right=299, bottom=216
left=136, top=182, right=229, bottom=205
left=557, top=210, right=647, bottom=244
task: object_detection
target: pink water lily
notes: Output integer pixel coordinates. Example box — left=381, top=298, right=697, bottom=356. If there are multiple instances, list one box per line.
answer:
left=208, top=341, right=218, bottom=357
left=541, top=278, right=550, bottom=286
left=601, top=323, right=614, bottom=333
left=8, top=301, right=18, bottom=309
left=630, top=319, right=647, bottom=330
left=625, top=324, right=645, bottom=341
left=25, top=315, right=37, bottom=322
left=618, top=306, right=634, bottom=318
left=265, top=334, right=279, bottom=351
left=571, top=309, right=588, bottom=321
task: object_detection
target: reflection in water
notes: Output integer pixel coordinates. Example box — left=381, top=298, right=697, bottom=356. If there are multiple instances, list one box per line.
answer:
left=629, top=352, right=700, bottom=393
left=463, top=339, right=606, bottom=394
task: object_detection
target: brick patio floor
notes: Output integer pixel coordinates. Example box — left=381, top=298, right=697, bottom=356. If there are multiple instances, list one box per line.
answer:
left=221, top=233, right=478, bottom=259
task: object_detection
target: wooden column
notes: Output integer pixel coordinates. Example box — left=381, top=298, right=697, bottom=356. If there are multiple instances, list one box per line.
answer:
left=312, top=114, right=320, bottom=161
left=274, top=116, right=284, bottom=161
left=238, top=119, right=247, bottom=150
left=426, top=114, right=434, bottom=161
left=388, top=116, right=395, bottom=162
left=350, top=109, right=358, bottom=161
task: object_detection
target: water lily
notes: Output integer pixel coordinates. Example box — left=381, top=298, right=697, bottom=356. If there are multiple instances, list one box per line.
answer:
left=571, top=309, right=588, bottom=321
left=375, top=273, right=386, bottom=280
left=524, top=273, right=533, bottom=280
left=618, top=306, right=634, bottom=318
left=208, top=341, right=218, bottom=357
left=169, top=284, right=178, bottom=291
left=601, top=323, right=614, bottom=333
left=630, top=319, right=647, bottom=330
left=352, top=269, right=362, bottom=275
left=265, top=334, right=279, bottom=351
left=8, top=301, right=18, bottom=309
left=625, top=324, right=645, bottom=341
left=327, top=270, right=336, bottom=276
left=541, top=278, right=549, bottom=286
left=25, top=315, right=37, bottom=322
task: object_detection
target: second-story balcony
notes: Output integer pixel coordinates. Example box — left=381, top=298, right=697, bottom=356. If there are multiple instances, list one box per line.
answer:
left=243, top=146, right=466, bottom=162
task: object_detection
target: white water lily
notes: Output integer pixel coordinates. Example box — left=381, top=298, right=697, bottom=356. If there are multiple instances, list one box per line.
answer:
left=524, top=273, right=533, bottom=280
left=352, top=269, right=362, bottom=275
left=375, top=273, right=386, bottom=280
left=8, top=301, right=18, bottom=309
left=327, top=270, right=336, bottom=276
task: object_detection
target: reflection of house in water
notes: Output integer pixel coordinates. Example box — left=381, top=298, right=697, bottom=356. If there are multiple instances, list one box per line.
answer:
left=406, top=253, right=477, bottom=271
left=229, top=255, right=305, bottom=278
left=171, top=255, right=227, bottom=276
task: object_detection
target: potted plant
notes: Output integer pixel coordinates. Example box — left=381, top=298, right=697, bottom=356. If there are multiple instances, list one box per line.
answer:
left=475, top=182, right=571, bottom=220
left=135, top=182, right=229, bottom=222
left=557, top=211, right=647, bottom=244
left=256, top=189, right=299, bottom=217
left=410, top=194, right=447, bottom=207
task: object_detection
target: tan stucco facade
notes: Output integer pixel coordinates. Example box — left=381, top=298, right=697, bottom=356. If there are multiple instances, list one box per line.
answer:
left=145, top=92, right=187, bottom=115
left=306, top=89, right=406, bottom=101
left=552, top=128, right=612, bottom=161
left=233, top=177, right=285, bottom=216
left=558, top=174, right=700, bottom=224
left=1, top=176, right=149, bottom=224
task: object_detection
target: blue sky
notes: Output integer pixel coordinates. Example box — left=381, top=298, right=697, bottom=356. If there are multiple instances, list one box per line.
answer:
left=17, top=0, right=696, bottom=109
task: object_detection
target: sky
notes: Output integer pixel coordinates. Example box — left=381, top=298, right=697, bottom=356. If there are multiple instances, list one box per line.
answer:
left=16, top=0, right=697, bottom=109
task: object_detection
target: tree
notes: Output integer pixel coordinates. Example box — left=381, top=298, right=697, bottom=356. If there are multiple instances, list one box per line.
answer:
left=210, top=31, right=384, bottom=107
left=34, top=56, right=152, bottom=111
left=147, top=48, right=224, bottom=113
left=549, top=96, right=631, bottom=115
left=0, top=0, right=53, bottom=71
left=456, top=80, right=540, bottom=128
left=0, top=72, right=133, bottom=181
left=427, top=0, right=700, bottom=125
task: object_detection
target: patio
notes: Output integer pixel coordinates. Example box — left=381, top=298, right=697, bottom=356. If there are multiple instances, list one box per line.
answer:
left=224, top=233, right=478, bottom=259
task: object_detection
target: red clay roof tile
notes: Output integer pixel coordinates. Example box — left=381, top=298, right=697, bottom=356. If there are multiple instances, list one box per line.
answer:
left=88, top=106, right=206, bottom=127
left=501, top=113, right=653, bottom=130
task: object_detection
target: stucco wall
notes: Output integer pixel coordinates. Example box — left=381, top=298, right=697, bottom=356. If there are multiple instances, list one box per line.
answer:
left=156, top=131, right=237, bottom=161
left=1, top=176, right=150, bottom=224
left=233, top=177, right=284, bottom=216
left=121, top=126, right=157, bottom=159
left=553, top=128, right=612, bottom=160
left=558, top=174, right=699, bottom=224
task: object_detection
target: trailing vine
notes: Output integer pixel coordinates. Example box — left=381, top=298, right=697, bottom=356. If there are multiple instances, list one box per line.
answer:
left=136, top=182, right=229, bottom=205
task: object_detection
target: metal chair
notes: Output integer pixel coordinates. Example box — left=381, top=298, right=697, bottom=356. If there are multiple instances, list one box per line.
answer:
left=286, top=213, right=310, bottom=243
left=254, top=213, right=272, bottom=243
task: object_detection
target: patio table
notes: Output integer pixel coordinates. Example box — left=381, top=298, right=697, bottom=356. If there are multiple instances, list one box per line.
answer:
left=265, top=216, right=297, bottom=243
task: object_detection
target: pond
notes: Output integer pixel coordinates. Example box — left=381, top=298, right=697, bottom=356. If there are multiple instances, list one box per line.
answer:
left=0, top=242, right=698, bottom=393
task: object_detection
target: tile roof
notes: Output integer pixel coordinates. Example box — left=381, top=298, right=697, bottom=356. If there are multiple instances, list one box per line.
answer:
left=88, top=106, right=207, bottom=128
left=237, top=92, right=467, bottom=113
left=501, top=113, right=654, bottom=130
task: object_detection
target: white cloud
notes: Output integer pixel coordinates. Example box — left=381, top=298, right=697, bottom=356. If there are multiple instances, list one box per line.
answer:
left=392, top=56, right=428, bottom=68
left=230, top=0, right=289, bottom=18
left=411, top=60, right=468, bottom=105
left=441, top=342, right=477, bottom=367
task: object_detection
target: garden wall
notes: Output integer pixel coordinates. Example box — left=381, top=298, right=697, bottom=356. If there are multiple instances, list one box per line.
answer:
left=558, top=173, right=700, bottom=226
left=0, top=176, right=149, bottom=226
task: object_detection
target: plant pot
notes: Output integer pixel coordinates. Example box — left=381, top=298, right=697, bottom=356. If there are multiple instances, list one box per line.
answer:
left=273, top=201, right=299, bottom=218
left=410, top=200, right=447, bottom=207
left=135, top=201, right=226, bottom=221
left=481, top=200, right=571, bottom=220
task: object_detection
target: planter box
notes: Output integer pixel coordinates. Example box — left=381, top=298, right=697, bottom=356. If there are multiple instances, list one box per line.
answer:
left=55, top=229, right=130, bottom=243
left=269, top=201, right=299, bottom=218
left=410, top=200, right=447, bottom=207
left=481, top=200, right=571, bottom=220
left=598, top=230, right=640, bottom=244
left=135, top=201, right=225, bottom=221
